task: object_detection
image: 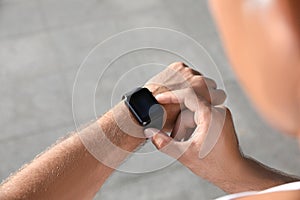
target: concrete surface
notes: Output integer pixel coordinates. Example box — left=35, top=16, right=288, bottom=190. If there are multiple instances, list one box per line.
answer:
left=0, top=0, right=299, bottom=199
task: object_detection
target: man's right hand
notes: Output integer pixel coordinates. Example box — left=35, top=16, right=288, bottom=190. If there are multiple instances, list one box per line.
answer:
left=144, top=88, right=244, bottom=193
left=145, top=88, right=299, bottom=194
left=144, top=62, right=226, bottom=131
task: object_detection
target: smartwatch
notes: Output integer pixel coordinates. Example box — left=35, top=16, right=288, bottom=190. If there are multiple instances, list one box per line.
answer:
left=122, top=87, right=164, bottom=130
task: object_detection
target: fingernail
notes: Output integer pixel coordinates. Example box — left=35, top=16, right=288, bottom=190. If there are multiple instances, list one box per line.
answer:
left=155, top=136, right=164, bottom=146
left=144, top=128, right=159, bottom=138
left=155, top=93, right=164, bottom=100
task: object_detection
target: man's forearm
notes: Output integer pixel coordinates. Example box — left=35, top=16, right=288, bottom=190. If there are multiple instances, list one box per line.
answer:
left=241, top=157, right=299, bottom=190
left=219, top=156, right=299, bottom=194
left=0, top=102, right=146, bottom=200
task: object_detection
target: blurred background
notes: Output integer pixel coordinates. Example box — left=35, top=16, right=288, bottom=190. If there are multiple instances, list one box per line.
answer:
left=0, top=0, right=299, bottom=199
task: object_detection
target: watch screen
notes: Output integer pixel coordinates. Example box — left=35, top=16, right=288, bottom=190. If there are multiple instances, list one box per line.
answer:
left=129, top=88, right=158, bottom=123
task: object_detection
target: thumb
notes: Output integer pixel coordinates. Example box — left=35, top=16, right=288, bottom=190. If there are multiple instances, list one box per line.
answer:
left=144, top=128, right=184, bottom=159
left=152, top=131, right=173, bottom=150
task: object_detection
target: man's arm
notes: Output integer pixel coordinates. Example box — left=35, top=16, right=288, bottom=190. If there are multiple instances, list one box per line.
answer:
left=0, top=62, right=223, bottom=200
left=231, top=156, right=299, bottom=193
left=149, top=89, right=299, bottom=194
left=0, top=101, right=145, bottom=200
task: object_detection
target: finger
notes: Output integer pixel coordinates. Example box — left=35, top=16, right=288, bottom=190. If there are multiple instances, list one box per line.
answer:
left=157, top=88, right=212, bottom=140
left=155, top=88, right=197, bottom=105
left=209, top=89, right=227, bottom=105
left=156, top=88, right=208, bottom=114
left=156, top=88, right=226, bottom=106
left=146, top=129, right=187, bottom=159
left=197, top=106, right=227, bottom=159
left=156, top=89, right=209, bottom=127
left=178, top=63, right=202, bottom=75
left=171, top=110, right=196, bottom=141
left=144, top=128, right=160, bottom=138
left=191, top=76, right=224, bottom=104
left=156, top=87, right=213, bottom=132
left=203, top=77, right=217, bottom=89
left=155, top=91, right=180, bottom=104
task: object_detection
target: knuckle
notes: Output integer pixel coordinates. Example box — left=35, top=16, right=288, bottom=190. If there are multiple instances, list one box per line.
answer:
left=168, top=62, right=186, bottom=70
left=155, top=139, right=168, bottom=150
left=192, top=76, right=204, bottom=84
left=183, top=68, right=197, bottom=77
left=174, top=61, right=186, bottom=67
left=182, top=68, right=196, bottom=81
left=192, top=76, right=205, bottom=86
left=190, top=140, right=200, bottom=149
left=183, top=67, right=193, bottom=73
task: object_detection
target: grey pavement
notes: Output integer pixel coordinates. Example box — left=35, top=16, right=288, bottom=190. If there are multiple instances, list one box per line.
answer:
left=0, top=0, right=299, bottom=199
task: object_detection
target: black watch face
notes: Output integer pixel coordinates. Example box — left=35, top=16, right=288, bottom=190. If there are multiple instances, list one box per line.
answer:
left=126, top=88, right=161, bottom=126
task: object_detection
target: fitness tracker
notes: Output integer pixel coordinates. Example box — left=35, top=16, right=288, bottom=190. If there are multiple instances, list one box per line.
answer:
left=122, top=87, right=164, bottom=130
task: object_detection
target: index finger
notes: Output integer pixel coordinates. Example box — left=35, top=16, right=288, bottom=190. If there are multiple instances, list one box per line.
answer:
left=156, top=88, right=210, bottom=121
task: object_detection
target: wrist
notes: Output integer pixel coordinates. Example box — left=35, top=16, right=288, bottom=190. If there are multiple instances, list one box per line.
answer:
left=78, top=101, right=145, bottom=170
left=99, top=101, right=146, bottom=150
